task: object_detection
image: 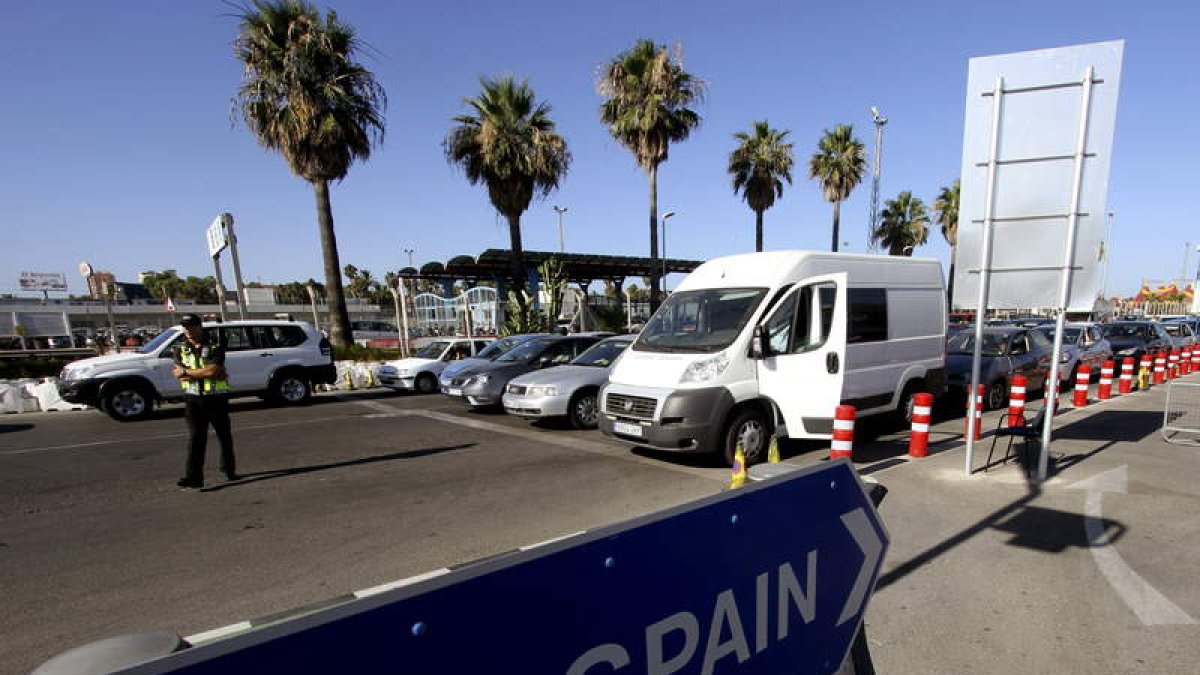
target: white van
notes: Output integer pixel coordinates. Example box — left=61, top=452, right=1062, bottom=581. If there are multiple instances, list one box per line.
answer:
left=599, top=251, right=946, bottom=464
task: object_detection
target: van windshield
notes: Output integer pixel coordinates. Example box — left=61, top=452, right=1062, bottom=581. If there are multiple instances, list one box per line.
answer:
left=635, top=288, right=768, bottom=353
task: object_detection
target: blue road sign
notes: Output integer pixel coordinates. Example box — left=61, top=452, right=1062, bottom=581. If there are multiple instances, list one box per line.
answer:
left=123, top=460, right=888, bottom=675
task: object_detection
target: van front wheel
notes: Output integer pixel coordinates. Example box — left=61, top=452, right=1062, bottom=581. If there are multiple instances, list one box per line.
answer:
left=723, top=408, right=769, bottom=467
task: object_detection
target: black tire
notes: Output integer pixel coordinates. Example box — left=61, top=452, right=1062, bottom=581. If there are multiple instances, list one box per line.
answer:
left=415, top=373, right=438, bottom=394
left=722, top=407, right=770, bottom=467
left=101, top=381, right=154, bottom=421
left=567, top=389, right=600, bottom=429
left=270, top=370, right=311, bottom=405
left=985, top=379, right=1007, bottom=411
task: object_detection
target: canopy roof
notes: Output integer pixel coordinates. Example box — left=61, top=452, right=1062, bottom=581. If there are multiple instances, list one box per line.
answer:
left=398, top=249, right=703, bottom=284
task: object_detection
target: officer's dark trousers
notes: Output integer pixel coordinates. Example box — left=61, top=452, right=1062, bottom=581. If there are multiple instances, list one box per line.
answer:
left=183, top=394, right=235, bottom=481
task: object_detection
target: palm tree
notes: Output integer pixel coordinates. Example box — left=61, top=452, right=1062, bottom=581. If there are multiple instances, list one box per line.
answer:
left=598, top=39, right=704, bottom=309
left=808, top=124, right=866, bottom=252
left=444, top=76, right=570, bottom=312
left=728, top=121, right=794, bottom=252
left=234, top=0, right=385, bottom=348
left=934, top=179, right=961, bottom=307
left=874, top=191, right=930, bottom=256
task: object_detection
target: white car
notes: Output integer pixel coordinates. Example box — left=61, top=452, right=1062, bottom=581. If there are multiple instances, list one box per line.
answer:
left=57, top=320, right=335, bottom=421
left=378, top=338, right=492, bottom=393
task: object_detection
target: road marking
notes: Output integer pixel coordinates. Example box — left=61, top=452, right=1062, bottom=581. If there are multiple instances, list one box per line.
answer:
left=350, top=399, right=722, bottom=481
left=0, top=415, right=354, bottom=456
left=1067, top=466, right=1198, bottom=626
left=353, top=568, right=451, bottom=599
left=185, top=621, right=253, bottom=645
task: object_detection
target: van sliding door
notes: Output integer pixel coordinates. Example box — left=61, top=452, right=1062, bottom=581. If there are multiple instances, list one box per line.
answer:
left=756, top=273, right=847, bottom=438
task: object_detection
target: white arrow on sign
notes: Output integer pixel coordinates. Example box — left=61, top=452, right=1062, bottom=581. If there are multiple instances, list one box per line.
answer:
left=1067, top=465, right=1197, bottom=625
left=837, top=507, right=885, bottom=626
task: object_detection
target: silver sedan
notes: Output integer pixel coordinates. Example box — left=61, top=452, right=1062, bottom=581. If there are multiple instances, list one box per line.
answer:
left=503, top=336, right=633, bottom=428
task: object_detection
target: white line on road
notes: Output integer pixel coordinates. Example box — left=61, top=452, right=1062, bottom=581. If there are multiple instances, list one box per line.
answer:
left=1068, top=466, right=1198, bottom=626
left=185, top=621, right=253, bottom=645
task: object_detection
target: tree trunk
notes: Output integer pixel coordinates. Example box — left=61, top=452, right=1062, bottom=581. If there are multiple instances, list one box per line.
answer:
left=648, top=163, right=661, bottom=312
left=947, top=244, right=957, bottom=309
left=831, top=200, right=841, bottom=252
left=506, top=212, right=527, bottom=312
left=313, top=179, right=353, bottom=348
left=755, top=209, right=764, bottom=252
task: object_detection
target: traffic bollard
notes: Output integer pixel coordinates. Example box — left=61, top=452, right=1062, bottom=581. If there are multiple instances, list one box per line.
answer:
left=1098, top=360, right=1114, bottom=400
left=964, top=384, right=984, bottom=440
left=1119, top=357, right=1134, bottom=395
left=830, top=405, right=856, bottom=460
left=1007, top=375, right=1027, bottom=427
left=1169, top=350, right=1180, bottom=380
left=1140, top=354, right=1153, bottom=390
left=1154, top=351, right=1166, bottom=385
left=908, top=393, right=933, bottom=458
left=1073, top=365, right=1091, bottom=408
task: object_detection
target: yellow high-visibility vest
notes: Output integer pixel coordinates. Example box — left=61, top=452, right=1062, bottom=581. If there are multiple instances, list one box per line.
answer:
left=179, top=342, right=229, bottom=395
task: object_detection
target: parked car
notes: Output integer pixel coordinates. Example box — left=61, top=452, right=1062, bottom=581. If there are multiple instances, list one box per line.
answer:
left=377, top=338, right=491, bottom=393
left=600, top=250, right=947, bottom=466
left=439, top=333, right=548, bottom=394
left=57, top=320, right=335, bottom=421
left=1100, top=321, right=1173, bottom=364
left=448, top=334, right=605, bottom=408
left=945, top=326, right=1054, bottom=410
left=1160, top=321, right=1196, bottom=349
left=503, top=335, right=634, bottom=428
left=1033, top=322, right=1112, bottom=382
left=1161, top=316, right=1200, bottom=339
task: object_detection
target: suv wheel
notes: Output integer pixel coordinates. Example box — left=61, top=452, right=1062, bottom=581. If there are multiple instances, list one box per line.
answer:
left=102, top=382, right=154, bottom=421
left=271, top=371, right=311, bottom=405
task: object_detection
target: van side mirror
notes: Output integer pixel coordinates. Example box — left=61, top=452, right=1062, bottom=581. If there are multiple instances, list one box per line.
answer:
left=750, top=325, right=770, bottom=359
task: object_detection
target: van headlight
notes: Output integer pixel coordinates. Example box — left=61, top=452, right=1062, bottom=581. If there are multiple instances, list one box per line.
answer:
left=680, top=353, right=730, bottom=384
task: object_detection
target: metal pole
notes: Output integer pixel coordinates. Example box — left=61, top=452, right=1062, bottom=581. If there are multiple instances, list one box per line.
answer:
left=1100, top=212, right=1114, bottom=298
left=389, top=286, right=403, bottom=352
left=397, top=277, right=410, bottom=358
left=661, top=212, right=675, bottom=292
left=869, top=108, right=887, bottom=253
left=554, top=206, right=567, bottom=254
left=211, top=255, right=229, bottom=323
left=1038, top=66, right=1096, bottom=483
left=625, top=288, right=632, bottom=330
left=964, top=77, right=1005, bottom=476
left=103, top=281, right=118, bottom=353
left=223, top=214, right=247, bottom=320
left=305, top=284, right=320, bottom=333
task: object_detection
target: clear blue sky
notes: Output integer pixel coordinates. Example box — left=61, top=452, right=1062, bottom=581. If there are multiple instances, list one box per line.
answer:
left=2, top=0, right=1194, bottom=298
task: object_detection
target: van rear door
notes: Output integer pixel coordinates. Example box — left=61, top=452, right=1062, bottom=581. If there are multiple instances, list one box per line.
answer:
left=755, top=273, right=847, bottom=438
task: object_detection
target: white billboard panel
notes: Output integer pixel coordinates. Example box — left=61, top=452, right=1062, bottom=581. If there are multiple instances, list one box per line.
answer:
left=19, top=272, right=67, bottom=291
left=206, top=214, right=230, bottom=257
left=953, top=41, right=1123, bottom=311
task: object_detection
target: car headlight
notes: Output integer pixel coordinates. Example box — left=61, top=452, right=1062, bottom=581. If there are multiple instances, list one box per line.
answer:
left=680, top=352, right=730, bottom=384
left=527, top=385, right=558, bottom=396
left=398, top=369, right=411, bottom=376
left=1117, top=348, right=1137, bottom=356
left=468, top=374, right=491, bottom=385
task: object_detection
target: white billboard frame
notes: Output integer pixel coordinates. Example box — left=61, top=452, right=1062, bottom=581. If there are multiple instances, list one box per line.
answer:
left=19, top=272, right=67, bottom=292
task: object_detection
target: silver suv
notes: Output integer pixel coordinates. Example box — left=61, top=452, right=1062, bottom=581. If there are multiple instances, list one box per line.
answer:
left=57, top=320, right=335, bottom=421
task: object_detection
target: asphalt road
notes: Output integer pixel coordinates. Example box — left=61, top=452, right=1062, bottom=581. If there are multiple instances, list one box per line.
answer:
left=4, top=382, right=1200, bottom=674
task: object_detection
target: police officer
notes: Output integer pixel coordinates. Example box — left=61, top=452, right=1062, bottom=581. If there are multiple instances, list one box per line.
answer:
left=174, top=314, right=237, bottom=489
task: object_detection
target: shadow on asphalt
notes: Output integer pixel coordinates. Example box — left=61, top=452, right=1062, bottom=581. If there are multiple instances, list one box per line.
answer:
left=199, top=443, right=476, bottom=492
left=0, top=423, right=35, bottom=434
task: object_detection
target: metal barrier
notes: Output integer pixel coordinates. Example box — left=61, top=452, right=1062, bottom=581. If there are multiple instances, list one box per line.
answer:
left=1162, top=381, right=1200, bottom=444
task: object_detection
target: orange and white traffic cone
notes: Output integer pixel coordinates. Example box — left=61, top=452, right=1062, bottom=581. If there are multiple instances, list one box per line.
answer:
left=727, top=443, right=748, bottom=490
left=1154, top=352, right=1167, bottom=385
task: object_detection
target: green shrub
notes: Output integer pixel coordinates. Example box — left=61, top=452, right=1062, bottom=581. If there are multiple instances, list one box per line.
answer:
left=333, top=344, right=402, bottom=362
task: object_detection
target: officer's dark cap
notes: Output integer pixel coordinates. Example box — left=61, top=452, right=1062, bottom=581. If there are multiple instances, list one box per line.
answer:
left=179, top=313, right=203, bottom=327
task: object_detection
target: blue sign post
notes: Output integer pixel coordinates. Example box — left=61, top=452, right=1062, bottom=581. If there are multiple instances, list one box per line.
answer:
left=123, top=460, right=888, bottom=674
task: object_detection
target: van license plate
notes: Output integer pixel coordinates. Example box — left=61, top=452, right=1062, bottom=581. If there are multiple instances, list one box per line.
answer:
left=613, top=421, right=643, bottom=437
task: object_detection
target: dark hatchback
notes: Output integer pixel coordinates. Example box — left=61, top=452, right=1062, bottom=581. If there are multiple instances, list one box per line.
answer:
left=1100, top=321, right=1173, bottom=363
left=448, top=334, right=605, bottom=408
left=945, top=326, right=1054, bottom=410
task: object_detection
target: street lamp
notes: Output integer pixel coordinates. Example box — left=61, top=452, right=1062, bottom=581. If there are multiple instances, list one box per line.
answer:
left=661, top=211, right=676, bottom=292
left=403, top=248, right=415, bottom=269
left=553, top=206, right=568, bottom=253
left=868, top=107, right=887, bottom=254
